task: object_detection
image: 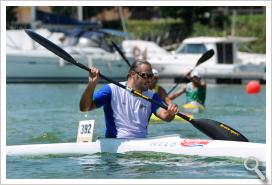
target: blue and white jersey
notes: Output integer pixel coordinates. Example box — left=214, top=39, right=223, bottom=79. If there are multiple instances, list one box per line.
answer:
left=93, top=82, right=162, bottom=138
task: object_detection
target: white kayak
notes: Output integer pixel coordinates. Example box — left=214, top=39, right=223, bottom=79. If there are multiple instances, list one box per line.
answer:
left=6, top=134, right=266, bottom=162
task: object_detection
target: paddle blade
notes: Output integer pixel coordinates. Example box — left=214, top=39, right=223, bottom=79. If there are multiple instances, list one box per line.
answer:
left=25, top=30, right=126, bottom=90
left=184, top=49, right=214, bottom=78
left=196, top=49, right=214, bottom=66
left=192, top=119, right=249, bottom=142
left=25, top=29, right=90, bottom=72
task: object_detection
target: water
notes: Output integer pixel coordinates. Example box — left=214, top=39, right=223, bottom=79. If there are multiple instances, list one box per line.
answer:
left=6, top=83, right=266, bottom=179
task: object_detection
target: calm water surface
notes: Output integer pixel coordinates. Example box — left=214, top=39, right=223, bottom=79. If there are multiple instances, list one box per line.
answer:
left=6, top=83, right=266, bottom=179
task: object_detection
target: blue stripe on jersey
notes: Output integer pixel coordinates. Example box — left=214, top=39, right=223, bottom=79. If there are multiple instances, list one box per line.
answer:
left=93, top=84, right=117, bottom=138
left=151, top=93, right=163, bottom=113
left=104, top=100, right=117, bottom=138
left=93, top=84, right=111, bottom=108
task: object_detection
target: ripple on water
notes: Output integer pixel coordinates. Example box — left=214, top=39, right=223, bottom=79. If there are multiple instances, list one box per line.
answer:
left=28, top=132, right=62, bottom=143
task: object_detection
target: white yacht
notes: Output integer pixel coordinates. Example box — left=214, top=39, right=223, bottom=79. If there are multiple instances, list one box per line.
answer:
left=6, top=29, right=130, bottom=83
left=122, top=37, right=266, bottom=83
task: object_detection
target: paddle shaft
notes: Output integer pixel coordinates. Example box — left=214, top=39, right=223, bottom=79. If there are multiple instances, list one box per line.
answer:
left=112, top=41, right=132, bottom=67
left=167, top=83, right=179, bottom=95
left=25, top=29, right=248, bottom=142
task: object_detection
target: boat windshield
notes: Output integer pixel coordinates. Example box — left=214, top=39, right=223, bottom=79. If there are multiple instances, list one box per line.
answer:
left=176, top=44, right=207, bottom=54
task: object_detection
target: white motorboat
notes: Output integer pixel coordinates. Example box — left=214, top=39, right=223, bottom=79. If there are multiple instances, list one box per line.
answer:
left=6, top=29, right=130, bottom=83
left=122, top=37, right=266, bottom=83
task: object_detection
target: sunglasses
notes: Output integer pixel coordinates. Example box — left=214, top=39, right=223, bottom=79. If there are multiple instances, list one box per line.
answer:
left=134, top=71, right=154, bottom=79
left=192, top=76, right=200, bottom=79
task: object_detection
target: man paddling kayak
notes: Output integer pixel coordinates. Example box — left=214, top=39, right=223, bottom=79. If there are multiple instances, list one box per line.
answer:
left=169, top=70, right=206, bottom=107
left=80, top=60, right=179, bottom=138
left=150, top=69, right=173, bottom=106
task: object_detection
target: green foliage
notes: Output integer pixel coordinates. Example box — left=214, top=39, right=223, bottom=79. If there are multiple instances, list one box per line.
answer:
left=124, top=13, right=265, bottom=53
left=83, top=7, right=113, bottom=19
left=191, top=22, right=228, bottom=37
left=6, top=6, right=17, bottom=22
left=127, top=19, right=173, bottom=38
left=51, top=6, right=116, bottom=20
left=51, top=7, right=77, bottom=18
left=126, top=19, right=185, bottom=45
left=6, top=6, right=17, bottom=29
left=233, top=15, right=266, bottom=53
left=191, top=14, right=266, bottom=53
left=6, top=6, right=265, bottom=53
left=156, top=7, right=217, bottom=26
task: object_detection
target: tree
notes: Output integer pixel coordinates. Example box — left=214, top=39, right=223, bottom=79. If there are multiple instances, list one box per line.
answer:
left=156, top=7, right=217, bottom=25
left=51, top=6, right=113, bottom=20
left=83, top=6, right=113, bottom=19
left=6, top=6, right=17, bottom=28
left=51, top=7, right=77, bottom=18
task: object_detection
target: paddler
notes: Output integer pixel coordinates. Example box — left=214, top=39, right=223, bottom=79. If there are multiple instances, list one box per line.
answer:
left=149, top=69, right=173, bottom=106
left=168, top=70, right=206, bottom=106
left=80, top=60, right=179, bottom=138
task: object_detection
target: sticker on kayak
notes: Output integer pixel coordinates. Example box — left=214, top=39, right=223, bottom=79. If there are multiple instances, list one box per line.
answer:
left=180, top=139, right=211, bottom=147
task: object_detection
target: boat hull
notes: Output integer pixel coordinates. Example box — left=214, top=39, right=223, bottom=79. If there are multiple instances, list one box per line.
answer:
left=182, top=101, right=205, bottom=113
left=6, top=135, right=266, bottom=162
left=6, top=49, right=129, bottom=83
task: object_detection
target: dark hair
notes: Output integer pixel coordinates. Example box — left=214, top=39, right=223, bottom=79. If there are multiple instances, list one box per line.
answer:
left=129, top=59, right=152, bottom=73
left=127, top=59, right=152, bottom=78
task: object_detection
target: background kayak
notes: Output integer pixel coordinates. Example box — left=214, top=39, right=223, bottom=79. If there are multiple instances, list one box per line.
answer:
left=182, top=101, right=205, bottom=113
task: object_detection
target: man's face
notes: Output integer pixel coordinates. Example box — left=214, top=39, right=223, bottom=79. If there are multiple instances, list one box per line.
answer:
left=192, top=76, right=201, bottom=84
left=132, top=64, right=153, bottom=91
left=150, top=76, right=158, bottom=89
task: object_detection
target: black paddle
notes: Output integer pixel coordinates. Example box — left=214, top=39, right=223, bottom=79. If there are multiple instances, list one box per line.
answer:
left=112, top=41, right=132, bottom=68
left=167, top=49, right=214, bottom=95
left=25, top=29, right=249, bottom=142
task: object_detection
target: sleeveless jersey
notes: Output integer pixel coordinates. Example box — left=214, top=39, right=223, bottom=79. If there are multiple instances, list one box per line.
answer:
left=93, top=82, right=162, bottom=138
left=186, top=82, right=206, bottom=105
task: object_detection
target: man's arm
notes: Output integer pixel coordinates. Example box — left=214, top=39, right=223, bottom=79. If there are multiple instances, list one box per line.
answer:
left=158, top=86, right=173, bottom=106
left=154, top=104, right=179, bottom=122
left=200, top=80, right=206, bottom=88
left=80, top=67, right=99, bottom=112
left=168, top=86, right=186, bottom=100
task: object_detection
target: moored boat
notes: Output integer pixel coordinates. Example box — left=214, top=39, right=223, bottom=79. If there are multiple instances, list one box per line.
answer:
left=6, top=29, right=130, bottom=83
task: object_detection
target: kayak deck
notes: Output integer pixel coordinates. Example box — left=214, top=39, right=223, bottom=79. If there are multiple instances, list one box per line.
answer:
left=6, top=135, right=266, bottom=162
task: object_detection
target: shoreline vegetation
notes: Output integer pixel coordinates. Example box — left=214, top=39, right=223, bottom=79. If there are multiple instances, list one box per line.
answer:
left=7, top=7, right=265, bottom=54
left=125, top=14, right=265, bottom=53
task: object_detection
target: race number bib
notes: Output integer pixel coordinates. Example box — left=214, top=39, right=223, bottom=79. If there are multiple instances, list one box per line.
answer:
left=76, top=120, right=95, bottom=143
